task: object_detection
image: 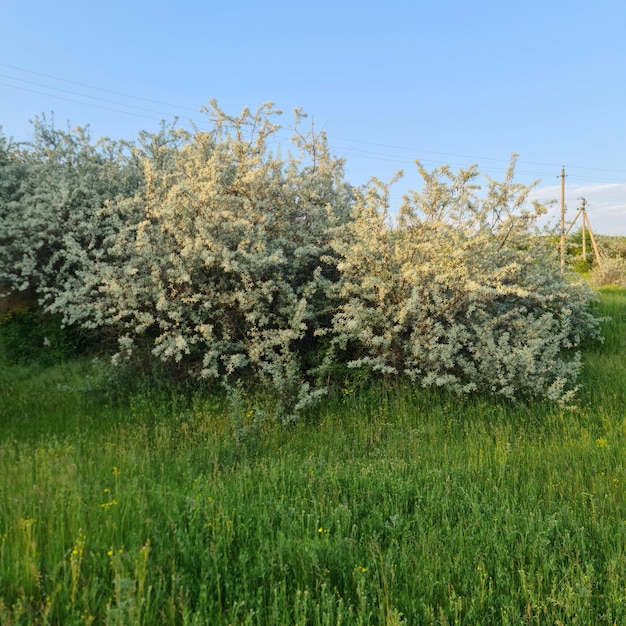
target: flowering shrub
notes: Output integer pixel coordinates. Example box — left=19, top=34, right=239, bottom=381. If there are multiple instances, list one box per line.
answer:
left=61, top=103, right=351, bottom=420
left=592, top=237, right=626, bottom=287
left=329, top=159, right=601, bottom=404
left=0, top=116, right=145, bottom=312
left=592, top=257, right=626, bottom=288
left=0, top=109, right=603, bottom=417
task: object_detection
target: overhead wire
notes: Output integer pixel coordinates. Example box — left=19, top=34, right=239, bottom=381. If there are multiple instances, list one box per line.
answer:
left=329, top=134, right=626, bottom=175
left=0, top=63, right=199, bottom=112
left=1, top=64, right=625, bottom=187
left=0, top=80, right=168, bottom=123
left=0, top=74, right=181, bottom=118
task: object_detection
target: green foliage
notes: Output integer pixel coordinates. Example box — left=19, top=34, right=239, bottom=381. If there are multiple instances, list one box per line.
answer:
left=571, top=257, right=593, bottom=274
left=0, top=290, right=624, bottom=625
left=0, top=309, right=91, bottom=366
left=566, top=227, right=593, bottom=264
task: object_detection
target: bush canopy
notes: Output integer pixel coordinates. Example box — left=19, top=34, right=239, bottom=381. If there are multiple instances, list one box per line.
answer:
left=0, top=103, right=602, bottom=419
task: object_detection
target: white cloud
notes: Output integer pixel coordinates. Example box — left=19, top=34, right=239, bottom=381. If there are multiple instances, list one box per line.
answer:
left=530, top=183, right=626, bottom=236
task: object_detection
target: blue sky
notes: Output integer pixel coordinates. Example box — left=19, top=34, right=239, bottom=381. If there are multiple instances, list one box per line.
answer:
left=1, top=0, right=625, bottom=234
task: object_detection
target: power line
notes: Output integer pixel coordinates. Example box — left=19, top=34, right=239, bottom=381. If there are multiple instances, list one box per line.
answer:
left=2, top=64, right=625, bottom=185
left=329, top=134, right=626, bottom=175
left=0, top=81, right=169, bottom=123
left=0, top=63, right=198, bottom=113
left=0, top=74, right=182, bottom=119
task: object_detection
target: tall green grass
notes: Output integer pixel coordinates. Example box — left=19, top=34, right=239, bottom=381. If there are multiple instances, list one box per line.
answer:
left=1, top=289, right=625, bottom=625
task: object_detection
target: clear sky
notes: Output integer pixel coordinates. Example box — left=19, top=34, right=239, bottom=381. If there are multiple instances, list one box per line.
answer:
left=1, top=0, right=625, bottom=234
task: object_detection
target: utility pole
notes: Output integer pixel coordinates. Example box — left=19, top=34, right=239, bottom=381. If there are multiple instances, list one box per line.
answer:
left=564, top=197, right=604, bottom=271
left=560, top=167, right=566, bottom=273
left=581, top=197, right=587, bottom=261
left=583, top=199, right=604, bottom=272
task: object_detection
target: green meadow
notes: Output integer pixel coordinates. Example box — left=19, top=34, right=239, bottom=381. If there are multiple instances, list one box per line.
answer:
left=1, top=289, right=625, bottom=625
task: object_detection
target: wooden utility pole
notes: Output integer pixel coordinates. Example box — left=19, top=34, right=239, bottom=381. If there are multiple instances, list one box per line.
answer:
left=583, top=199, right=603, bottom=271
left=564, top=197, right=604, bottom=270
left=560, top=167, right=566, bottom=273
left=581, top=198, right=587, bottom=260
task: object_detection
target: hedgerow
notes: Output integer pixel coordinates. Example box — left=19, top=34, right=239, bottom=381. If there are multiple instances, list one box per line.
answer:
left=0, top=106, right=602, bottom=419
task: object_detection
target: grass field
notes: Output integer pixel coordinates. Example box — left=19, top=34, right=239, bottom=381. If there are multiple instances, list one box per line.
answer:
left=0, top=289, right=625, bottom=625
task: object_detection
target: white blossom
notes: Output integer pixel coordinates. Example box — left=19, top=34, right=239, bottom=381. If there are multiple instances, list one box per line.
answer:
left=0, top=112, right=602, bottom=417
